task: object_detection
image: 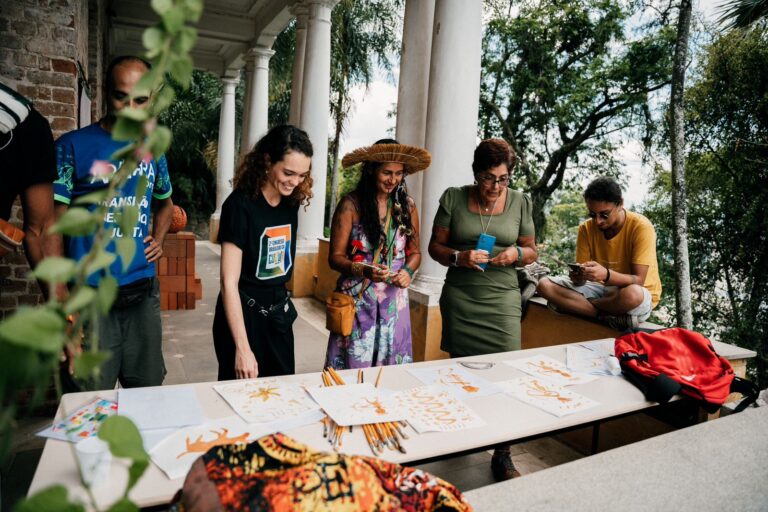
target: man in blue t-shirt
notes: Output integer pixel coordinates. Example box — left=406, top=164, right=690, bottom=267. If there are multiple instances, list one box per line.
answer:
left=54, top=56, right=174, bottom=389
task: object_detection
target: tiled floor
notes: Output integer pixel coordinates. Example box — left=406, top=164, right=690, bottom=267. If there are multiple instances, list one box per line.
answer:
left=2, top=242, right=583, bottom=510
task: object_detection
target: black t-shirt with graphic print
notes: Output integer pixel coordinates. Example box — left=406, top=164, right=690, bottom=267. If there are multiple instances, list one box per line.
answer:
left=218, top=188, right=298, bottom=290
left=0, top=109, right=57, bottom=220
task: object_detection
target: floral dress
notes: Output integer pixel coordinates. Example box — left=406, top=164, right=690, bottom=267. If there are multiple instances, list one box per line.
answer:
left=325, top=219, right=413, bottom=369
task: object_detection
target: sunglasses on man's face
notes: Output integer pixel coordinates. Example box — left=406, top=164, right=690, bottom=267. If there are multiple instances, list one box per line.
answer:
left=587, top=206, right=617, bottom=220
left=110, top=91, right=149, bottom=106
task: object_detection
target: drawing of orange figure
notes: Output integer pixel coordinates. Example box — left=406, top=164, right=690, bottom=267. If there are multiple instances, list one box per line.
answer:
left=441, top=370, right=479, bottom=393
left=249, top=385, right=281, bottom=402
left=354, top=398, right=388, bottom=415
left=525, top=379, right=573, bottom=403
left=177, top=428, right=250, bottom=459
left=529, top=360, right=573, bottom=379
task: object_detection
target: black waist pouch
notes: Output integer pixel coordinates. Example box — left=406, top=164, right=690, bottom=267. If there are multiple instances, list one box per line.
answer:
left=240, top=288, right=298, bottom=333
left=113, top=278, right=153, bottom=309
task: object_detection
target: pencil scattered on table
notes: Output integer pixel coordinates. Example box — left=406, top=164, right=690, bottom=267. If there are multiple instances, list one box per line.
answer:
left=320, top=367, right=408, bottom=455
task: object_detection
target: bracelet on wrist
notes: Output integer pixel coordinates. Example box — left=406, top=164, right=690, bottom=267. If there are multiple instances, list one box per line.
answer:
left=403, top=265, right=415, bottom=278
left=605, top=268, right=611, bottom=284
left=351, top=262, right=364, bottom=278
left=515, top=246, right=523, bottom=263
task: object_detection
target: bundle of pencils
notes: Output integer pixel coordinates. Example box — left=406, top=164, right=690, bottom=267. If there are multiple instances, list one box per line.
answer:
left=321, top=366, right=408, bottom=456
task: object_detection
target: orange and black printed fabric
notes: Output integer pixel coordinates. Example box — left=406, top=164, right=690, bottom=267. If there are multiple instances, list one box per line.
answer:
left=201, top=433, right=472, bottom=511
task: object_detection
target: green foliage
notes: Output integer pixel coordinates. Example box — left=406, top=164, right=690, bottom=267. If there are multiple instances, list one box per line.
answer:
left=13, top=486, right=84, bottom=512
left=480, top=0, right=674, bottom=238
left=158, top=70, right=222, bottom=223
left=537, top=188, right=584, bottom=272
left=718, top=0, right=768, bottom=29
left=98, top=416, right=150, bottom=495
left=642, top=25, right=768, bottom=386
left=326, top=0, right=401, bottom=225
left=4, top=1, right=201, bottom=509
left=0, top=308, right=65, bottom=354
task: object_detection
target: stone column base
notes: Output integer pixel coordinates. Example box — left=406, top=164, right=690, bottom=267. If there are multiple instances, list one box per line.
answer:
left=288, top=238, right=319, bottom=298
left=408, top=275, right=449, bottom=362
left=209, top=213, right=221, bottom=243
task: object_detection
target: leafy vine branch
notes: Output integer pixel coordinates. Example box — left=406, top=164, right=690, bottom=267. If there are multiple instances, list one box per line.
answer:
left=3, top=1, right=203, bottom=510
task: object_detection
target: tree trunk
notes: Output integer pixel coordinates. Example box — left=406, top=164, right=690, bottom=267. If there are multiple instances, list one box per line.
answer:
left=328, top=91, right=345, bottom=226
left=670, top=0, right=693, bottom=329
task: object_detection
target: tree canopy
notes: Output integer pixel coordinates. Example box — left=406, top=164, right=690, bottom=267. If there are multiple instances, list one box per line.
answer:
left=643, top=25, right=768, bottom=386
left=480, top=0, right=675, bottom=238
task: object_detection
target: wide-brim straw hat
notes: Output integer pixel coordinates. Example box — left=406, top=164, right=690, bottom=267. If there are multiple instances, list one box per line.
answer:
left=342, top=143, right=431, bottom=174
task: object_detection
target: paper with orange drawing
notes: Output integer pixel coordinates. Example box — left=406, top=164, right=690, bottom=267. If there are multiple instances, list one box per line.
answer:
left=497, top=376, right=599, bottom=417
left=306, top=383, right=406, bottom=427
left=393, top=385, right=486, bottom=433
left=504, top=355, right=598, bottom=386
left=214, top=379, right=321, bottom=423
left=407, top=365, right=502, bottom=399
left=150, top=416, right=269, bottom=479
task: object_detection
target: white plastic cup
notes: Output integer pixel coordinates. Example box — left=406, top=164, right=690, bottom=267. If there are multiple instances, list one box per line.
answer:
left=75, top=437, right=112, bottom=486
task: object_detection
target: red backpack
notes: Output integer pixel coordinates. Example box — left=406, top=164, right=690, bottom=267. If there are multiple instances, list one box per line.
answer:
left=614, top=328, right=758, bottom=413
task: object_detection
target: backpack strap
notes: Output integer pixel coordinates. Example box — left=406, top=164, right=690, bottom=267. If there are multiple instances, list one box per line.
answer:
left=730, top=376, right=760, bottom=413
left=619, top=352, right=682, bottom=404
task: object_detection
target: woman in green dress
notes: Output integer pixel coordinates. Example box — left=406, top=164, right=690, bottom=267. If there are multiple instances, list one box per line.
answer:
left=428, top=138, right=537, bottom=480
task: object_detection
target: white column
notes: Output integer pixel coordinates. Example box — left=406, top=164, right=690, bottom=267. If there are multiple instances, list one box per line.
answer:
left=212, top=77, right=239, bottom=223
left=297, top=0, right=338, bottom=245
left=418, top=0, right=483, bottom=285
left=396, top=0, right=435, bottom=216
left=240, top=47, right=275, bottom=156
left=288, top=3, right=309, bottom=126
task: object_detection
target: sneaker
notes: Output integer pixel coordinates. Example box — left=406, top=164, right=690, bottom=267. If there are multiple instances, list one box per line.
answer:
left=491, top=449, right=521, bottom=481
left=601, top=313, right=639, bottom=331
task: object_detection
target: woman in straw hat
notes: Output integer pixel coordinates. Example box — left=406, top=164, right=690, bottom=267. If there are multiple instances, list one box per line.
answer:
left=325, top=138, right=431, bottom=369
left=428, top=138, right=537, bottom=480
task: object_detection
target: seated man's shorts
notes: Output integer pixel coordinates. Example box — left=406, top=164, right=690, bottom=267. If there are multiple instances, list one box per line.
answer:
left=547, top=276, right=653, bottom=322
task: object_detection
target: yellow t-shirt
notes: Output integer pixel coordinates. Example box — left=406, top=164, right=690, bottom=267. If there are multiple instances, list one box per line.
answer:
left=576, top=211, right=662, bottom=308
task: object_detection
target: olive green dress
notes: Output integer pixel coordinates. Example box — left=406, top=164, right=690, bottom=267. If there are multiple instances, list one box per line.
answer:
left=434, top=186, right=535, bottom=356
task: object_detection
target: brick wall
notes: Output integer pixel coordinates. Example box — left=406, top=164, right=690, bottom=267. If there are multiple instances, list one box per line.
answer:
left=0, top=0, right=104, bottom=319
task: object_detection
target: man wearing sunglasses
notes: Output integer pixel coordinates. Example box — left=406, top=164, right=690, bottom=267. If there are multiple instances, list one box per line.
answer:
left=53, top=56, right=174, bottom=390
left=537, top=177, right=661, bottom=330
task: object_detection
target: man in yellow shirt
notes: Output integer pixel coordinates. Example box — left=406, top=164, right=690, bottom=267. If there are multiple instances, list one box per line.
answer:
left=537, top=177, right=662, bottom=330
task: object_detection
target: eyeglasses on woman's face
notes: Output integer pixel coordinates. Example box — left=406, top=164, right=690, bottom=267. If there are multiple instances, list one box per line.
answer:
left=477, top=173, right=510, bottom=187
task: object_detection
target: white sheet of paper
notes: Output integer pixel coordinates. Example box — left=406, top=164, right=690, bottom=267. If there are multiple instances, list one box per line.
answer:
left=407, top=365, right=502, bottom=399
left=393, top=385, right=486, bottom=433
left=306, top=383, right=406, bottom=427
left=119, top=387, right=205, bottom=430
left=504, top=355, right=598, bottom=386
left=566, top=339, right=622, bottom=376
left=214, top=379, right=320, bottom=423
left=140, top=428, right=176, bottom=452
left=149, top=416, right=269, bottom=480
left=497, top=376, right=600, bottom=417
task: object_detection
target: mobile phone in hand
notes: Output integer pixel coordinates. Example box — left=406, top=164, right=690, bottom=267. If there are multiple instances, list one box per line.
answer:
left=568, top=263, right=583, bottom=273
left=476, top=233, right=496, bottom=270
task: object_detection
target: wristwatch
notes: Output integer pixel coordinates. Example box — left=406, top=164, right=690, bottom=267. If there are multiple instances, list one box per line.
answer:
left=450, top=250, right=460, bottom=267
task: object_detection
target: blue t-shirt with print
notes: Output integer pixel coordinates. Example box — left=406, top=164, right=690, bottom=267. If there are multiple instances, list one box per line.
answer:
left=54, top=123, right=172, bottom=286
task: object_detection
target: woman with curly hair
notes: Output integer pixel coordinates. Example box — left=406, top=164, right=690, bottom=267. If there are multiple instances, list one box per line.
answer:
left=325, top=139, right=431, bottom=369
left=213, top=125, right=313, bottom=380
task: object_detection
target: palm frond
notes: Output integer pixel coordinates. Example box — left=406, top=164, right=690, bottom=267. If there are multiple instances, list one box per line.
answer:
left=717, top=0, right=768, bottom=29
